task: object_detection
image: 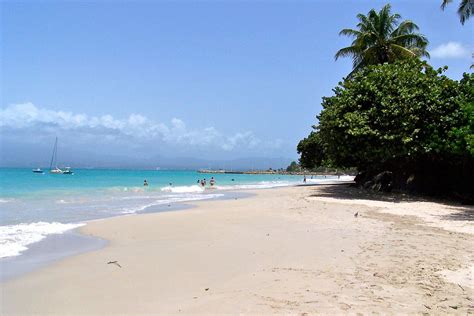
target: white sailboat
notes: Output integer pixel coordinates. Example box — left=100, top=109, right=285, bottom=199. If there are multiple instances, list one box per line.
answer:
left=49, top=138, right=63, bottom=174
left=49, top=137, right=74, bottom=174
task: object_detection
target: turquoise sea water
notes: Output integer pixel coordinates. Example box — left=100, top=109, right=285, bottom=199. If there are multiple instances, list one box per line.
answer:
left=1, top=168, right=327, bottom=259
left=0, top=168, right=305, bottom=199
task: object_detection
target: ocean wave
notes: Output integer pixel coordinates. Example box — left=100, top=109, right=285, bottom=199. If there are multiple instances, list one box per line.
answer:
left=0, top=198, right=14, bottom=203
left=305, top=175, right=355, bottom=183
left=0, top=222, right=84, bottom=258
left=214, top=180, right=297, bottom=191
left=106, top=186, right=148, bottom=193
left=56, top=199, right=74, bottom=204
left=119, top=193, right=224, bottom=214
left=160, top=185, right=204, bottom=193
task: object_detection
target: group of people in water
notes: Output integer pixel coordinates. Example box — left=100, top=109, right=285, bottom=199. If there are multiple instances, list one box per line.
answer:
left=198, top=177, right=216, bottom=188
left=144, top=174, right=341, bottom=187
left=143, top=177, right=217, bottom=188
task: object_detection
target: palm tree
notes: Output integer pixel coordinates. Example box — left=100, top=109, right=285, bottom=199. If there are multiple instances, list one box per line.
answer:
left=441, top=0, right=473, bottom=25
left=335, top=4, right=429, bottom=74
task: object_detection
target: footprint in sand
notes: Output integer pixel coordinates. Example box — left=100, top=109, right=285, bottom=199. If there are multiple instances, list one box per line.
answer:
left=340, top=302, right=351, bottom=310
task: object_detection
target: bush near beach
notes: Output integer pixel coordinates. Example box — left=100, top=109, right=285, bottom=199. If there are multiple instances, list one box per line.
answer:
left=298, top=59, right=474, bottom=201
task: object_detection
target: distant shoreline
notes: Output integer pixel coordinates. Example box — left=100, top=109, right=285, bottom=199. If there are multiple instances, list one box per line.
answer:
left=198, top=169, right=354, bottom=176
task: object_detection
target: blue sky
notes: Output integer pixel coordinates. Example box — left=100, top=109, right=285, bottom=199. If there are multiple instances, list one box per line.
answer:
left=1, top=0, right=472, bottom=167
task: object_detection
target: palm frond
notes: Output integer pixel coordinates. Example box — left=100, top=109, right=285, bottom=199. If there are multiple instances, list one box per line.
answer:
left=336, top=4, right=429, bottom=72
left=379, top=4, right=398, bottom=36
left=458, top=0, right=473, bottom=24
left=410, top=47, right=430, bottom=59
left=339, top=28, right=362, bottom=38
left=441, top=0, right=472, bottom=24
left=391, top=33, right=429, bottom=49
left=361, top=45, right=385, bottom=65
left=441, top=0, right=453, bottom=10
left=390, top=44, right=419, bottom=58
left=393, top=20, right=420, bottom=36
left=335, top=46, right=361, bottom=60
left=386, top=13, right=401, bottom=33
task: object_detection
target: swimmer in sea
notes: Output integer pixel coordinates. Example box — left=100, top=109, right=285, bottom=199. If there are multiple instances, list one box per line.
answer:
left=210, top=177, right=215, bottom=187
left=144, top=179, right=148, bottom=186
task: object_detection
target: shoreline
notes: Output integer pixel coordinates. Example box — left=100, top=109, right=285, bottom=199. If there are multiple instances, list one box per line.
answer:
left=0, top=181, right=369, bottom=283
left=198, top=169, right=355, bottom=176
left=0, top=230, right=108, bottom=282
left=0, top=189, right=255, bottom=282
left=2, top=185, right=473, bottom=314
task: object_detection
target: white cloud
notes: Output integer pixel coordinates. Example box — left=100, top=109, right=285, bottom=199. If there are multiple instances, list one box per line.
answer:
left=222, top=131, right=261, bottom=151
left=0, top=103, right=282, bottom=152
left=431, top=42, right=470, bottom=59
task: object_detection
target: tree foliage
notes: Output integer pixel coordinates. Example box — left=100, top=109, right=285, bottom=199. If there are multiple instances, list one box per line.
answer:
left=335, top=4, right=429, bottom=74
left=286, top=161, right=301, bottom=172
left=297, top=132, right=325, bottom=169
left=441, top=0, right=473, bottom=25
left=318, top=59, right=472, bottom=168
left=299, top=59, right=473, bottom=197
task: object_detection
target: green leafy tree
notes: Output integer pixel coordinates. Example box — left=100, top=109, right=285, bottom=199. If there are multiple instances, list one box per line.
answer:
left=286, top=161, right=301, bottom=172
left=297, top=131, right=325, bottom=169
left=441, top=0, right=473, bottom=25
left=317, top=59, right=471, bottom=168
left=450, top=73, right=474, bottom=155
left=299, top=59, right=473, bottom=197
left=335, top=4, right=429, bottom=74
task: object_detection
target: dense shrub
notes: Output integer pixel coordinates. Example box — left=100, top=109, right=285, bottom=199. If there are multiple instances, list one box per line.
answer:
left=298, top=59, right=474, bottom=200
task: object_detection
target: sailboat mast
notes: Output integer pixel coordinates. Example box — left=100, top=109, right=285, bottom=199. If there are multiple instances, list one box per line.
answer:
left=49, top=137, right=57, bottom=170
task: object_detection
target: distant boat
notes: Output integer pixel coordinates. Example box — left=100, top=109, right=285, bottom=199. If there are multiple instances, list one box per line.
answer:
left=48, top=137, right=74, bottom=174
left=63, top=167, right=74, bottom=175
left=32, top=168, right=44, bottom=174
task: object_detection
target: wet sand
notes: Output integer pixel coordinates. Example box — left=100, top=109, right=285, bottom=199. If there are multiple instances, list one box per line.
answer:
left=1, top=185, right=473, bottom=314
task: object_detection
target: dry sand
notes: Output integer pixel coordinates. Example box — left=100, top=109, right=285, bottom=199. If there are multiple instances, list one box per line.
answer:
left=1, top=185, right=473, bottom=314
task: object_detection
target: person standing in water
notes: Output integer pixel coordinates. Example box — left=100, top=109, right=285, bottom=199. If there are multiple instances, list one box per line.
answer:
left=144, top=179, right=149, bottom=186
left=303, top=175, right=306, bottom=183
left=210, top=177, right=215, bottom=187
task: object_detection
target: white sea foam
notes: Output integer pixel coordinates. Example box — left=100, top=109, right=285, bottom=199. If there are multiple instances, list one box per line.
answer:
left=213, top=176, right=354, bottom=190
left=0, top=222, right=85, bottom=258
left=0, top=198, right=13, bottom=203
left=305, top=175, right=355, bottom=184
left=161, top=185, right=204, bottom=193
left=214, top=180, right=296, bottom=191
left=119, top=193, right=224, bottom=214
left=107, top=186, right=146, bottom=193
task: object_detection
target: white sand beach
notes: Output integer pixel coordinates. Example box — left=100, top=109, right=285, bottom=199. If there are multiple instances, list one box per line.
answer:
left=1, top=185, right=473, bottom=314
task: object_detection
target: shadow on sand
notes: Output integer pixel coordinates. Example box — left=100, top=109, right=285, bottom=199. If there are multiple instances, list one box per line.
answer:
left=309, top=184, right=474, bottom=222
